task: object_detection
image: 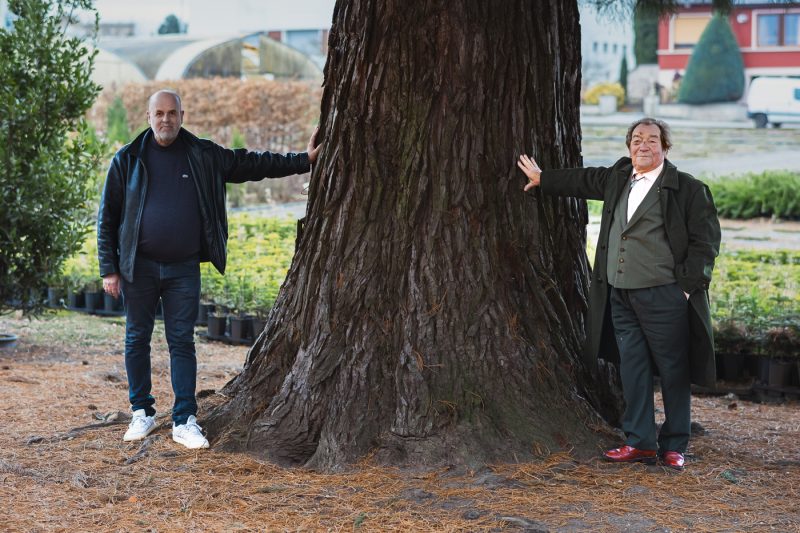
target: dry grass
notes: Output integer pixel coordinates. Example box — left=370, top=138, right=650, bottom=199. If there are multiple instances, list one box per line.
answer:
left=1, top=311, right=798, bottom=532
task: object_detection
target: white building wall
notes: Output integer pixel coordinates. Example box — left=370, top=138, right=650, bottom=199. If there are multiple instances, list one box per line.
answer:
left=579, top=4, right=636, bottom=88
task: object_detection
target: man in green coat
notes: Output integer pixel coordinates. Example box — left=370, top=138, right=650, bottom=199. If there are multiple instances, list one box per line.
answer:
left=518, top=118, right=720, bottom=471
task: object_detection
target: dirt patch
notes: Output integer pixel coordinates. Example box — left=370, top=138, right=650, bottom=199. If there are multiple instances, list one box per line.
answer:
left=1, top=312, right=799, bottom=532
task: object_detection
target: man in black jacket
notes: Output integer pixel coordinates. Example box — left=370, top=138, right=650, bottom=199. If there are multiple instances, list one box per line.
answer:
left=517, top=118, right=720, bottom=471
left=97, top=90, right=320, bottom=449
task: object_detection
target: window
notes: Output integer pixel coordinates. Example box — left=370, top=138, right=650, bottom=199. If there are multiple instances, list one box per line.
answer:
left=757, top=13, right=800, bottom=47
left=612, top=43, right=618, bottom=54
left=673, top=14, right=712, bottom=48
left=593, top=41, right=598, bottom=52
left=603, top=42, right=608, bottom=53
left=795, top=88, right=800, bottom=101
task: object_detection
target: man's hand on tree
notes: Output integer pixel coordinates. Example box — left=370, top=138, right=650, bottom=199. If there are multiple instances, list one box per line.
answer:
left=518, top=154, right=542, bottom=191
left=307, top=126, right=322, bottom=164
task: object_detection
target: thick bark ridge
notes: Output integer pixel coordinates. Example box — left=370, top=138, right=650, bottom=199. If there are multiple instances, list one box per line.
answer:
left=208, top=0, right=622, bottom=470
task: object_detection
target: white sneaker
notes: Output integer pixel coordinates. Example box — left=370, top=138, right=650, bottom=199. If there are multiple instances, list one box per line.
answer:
left=123, top=409, right=156, bottom=441
left=172, top=415, right=209, bottom=449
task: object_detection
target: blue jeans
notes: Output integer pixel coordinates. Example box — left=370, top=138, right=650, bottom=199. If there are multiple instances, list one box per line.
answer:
left=121, top=256, right=200, bottom=425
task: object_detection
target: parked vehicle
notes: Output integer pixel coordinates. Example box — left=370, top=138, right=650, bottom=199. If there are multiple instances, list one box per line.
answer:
left=746, top=77, right=800, bottom=128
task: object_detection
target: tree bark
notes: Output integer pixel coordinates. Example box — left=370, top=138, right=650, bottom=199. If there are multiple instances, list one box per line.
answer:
left=207, top=0, right=622, bottom=470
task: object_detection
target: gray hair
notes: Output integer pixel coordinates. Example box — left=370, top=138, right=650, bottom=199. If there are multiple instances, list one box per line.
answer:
left=625, top=117, right=672, bottom=152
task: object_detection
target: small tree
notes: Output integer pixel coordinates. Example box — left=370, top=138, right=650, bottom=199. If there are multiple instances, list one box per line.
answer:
left=619, top=55, right=629, bottom=100
left=633, top=4, right=658, bottom=65
left=106, top=95, right=131, bottom=145
left=158, top=14, right=185, bottom=35
left=678, top=14, right=744, bottom=104
left=0, top=0, right=103, bottom=314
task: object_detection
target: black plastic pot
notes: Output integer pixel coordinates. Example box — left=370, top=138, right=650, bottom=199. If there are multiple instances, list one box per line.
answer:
left=67, top=290, right=85, bottom=309
left=47, top=288, right=63, bottom=308
left=230, top=316, right=253, bottom=342
left=207, top=315, right=227, bottom=338
left=84, top=291, right=104, bottom=312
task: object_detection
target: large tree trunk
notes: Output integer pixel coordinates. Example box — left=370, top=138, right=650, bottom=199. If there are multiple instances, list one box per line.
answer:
left=207, top=0, right=622, bottom=470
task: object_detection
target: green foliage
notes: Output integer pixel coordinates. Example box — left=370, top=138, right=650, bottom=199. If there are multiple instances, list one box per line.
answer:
left=158, top=14, right=185, bottom=35
left=707, top=171, right=800, bottom=220
left=0, top=0, right=103, bottom=314
left=633, top=4, right=659, bottom=64
left=677, top=14, right=744, bottom=104
left=618, top=55, right=628, bottom=96
left=200, top=214, right=297, bottom=317
left=711, top=248, right=800, bottom=358
left=106, top=95, right=131, bottom=145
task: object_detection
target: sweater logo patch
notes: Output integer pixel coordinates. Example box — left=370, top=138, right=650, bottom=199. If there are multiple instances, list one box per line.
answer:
left=181, top=174, right=189, bottom=179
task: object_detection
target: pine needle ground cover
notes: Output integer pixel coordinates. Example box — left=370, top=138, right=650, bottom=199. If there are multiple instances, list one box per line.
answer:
left=1, top=311, right=799, bottom=532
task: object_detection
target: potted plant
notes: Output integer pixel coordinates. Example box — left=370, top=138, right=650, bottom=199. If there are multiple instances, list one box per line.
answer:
left=229, top=276, right=255, bottom=343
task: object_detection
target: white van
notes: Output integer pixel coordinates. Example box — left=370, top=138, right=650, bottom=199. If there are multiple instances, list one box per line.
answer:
left=746, top=77, right=800, bottom=128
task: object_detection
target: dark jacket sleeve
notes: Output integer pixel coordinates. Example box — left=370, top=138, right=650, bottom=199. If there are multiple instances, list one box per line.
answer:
left=540, top=165, right=613, bottom=200
left=217, top=146, right=311, bottom=183
left=675, top=183, right=721, bottom=294
left=97, top=156, right=124, bottom=277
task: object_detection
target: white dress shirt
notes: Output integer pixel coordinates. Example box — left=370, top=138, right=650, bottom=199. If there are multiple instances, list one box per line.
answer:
left=627, top=163, right=664, bottom=223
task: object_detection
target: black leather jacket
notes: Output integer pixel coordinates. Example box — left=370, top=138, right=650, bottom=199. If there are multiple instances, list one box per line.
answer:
left=97, top=128, right=310, bottom=282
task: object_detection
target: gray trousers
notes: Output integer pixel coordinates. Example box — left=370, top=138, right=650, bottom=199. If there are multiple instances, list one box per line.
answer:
left=610, top=283, right=691, bottom=453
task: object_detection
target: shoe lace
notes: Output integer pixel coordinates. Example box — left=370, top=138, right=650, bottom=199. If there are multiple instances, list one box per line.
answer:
left=181, top=419, right=204, bottom=437
left=130, top=415, right=150, bottom=431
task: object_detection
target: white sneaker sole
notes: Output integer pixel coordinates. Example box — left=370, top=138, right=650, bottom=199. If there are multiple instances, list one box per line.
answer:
left=172, top=434, right=209, bottom=449
left=123, top=423, right=156, bottom=442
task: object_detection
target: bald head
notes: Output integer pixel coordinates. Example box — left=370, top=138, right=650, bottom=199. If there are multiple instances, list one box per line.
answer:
left=147, top=90, right=183, bottom=146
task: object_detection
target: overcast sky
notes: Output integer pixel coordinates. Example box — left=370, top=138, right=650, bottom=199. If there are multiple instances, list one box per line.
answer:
left=89, top=0, right=335, bottom=36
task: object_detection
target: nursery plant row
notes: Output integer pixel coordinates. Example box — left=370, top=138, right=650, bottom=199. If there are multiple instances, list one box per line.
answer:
left=53, top=214, right=799, bottom=359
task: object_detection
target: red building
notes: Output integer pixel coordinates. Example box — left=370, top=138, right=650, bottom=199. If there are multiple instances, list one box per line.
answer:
left=657, top=1, right=800, bottom=98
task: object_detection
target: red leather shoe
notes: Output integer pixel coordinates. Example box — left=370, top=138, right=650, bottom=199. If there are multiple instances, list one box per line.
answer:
left=603, top=445, right=657, bottom=464
left=660, top=451, right=685, bottom=471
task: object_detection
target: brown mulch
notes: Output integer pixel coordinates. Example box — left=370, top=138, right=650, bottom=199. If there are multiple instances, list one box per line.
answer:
left=1, top=312, right=798, bottom=532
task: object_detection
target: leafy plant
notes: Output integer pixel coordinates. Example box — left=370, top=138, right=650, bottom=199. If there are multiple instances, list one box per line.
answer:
left=0, top=0, right=104, bottom=314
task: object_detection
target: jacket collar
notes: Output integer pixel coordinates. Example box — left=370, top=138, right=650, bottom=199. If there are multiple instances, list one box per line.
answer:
left=615, top=157, right=679, bottom=190
left=126, top=127, right=202, bottom=158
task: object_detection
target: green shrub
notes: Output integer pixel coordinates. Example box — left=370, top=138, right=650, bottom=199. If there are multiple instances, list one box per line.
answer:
left=200, top=214, right=297, bottom=316
left=0, top=0, right=103, bottom=314
left=711, top=247, right=800, bottom=357
left=633, top=4, right=658, bottom=65
left=619, top=56, right=628, bottom=97
left=677, top=14, right=744, bottom=104
left=106, top=95, right=131, bottom=145
left=707, top=171, right=800, bottom=220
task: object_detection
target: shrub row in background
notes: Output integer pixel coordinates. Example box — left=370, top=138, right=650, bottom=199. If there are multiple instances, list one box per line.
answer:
left=711, top=248, right=799, bottom=359
left=707, top=171, right=800, bottom=220
left=57, top=215, right=799, bottom=358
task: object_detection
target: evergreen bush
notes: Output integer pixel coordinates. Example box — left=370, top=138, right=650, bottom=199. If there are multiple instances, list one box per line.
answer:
left=106, top=95, right=131, bottom=145
left=0, top=0, right=103, bottom=314
left=633, top=5, right=658, bottom=65
left=677, top=14, right=744, bottom=104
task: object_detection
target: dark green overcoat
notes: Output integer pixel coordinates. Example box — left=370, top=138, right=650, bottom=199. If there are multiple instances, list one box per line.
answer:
left=540, top=157, right=721, bottom=388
